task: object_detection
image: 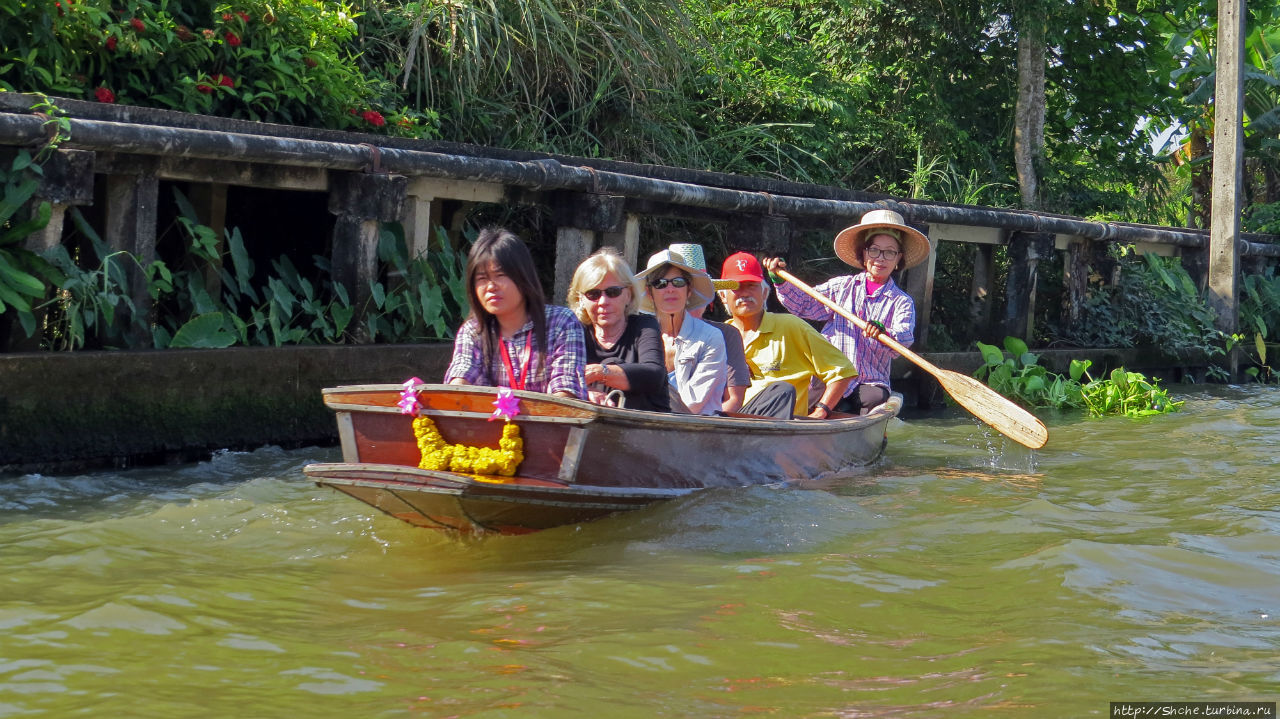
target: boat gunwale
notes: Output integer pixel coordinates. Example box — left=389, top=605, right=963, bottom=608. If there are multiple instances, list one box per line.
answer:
left=322, top=383, right=902, bottom=436
left=304, top=462, right=699, bottom=501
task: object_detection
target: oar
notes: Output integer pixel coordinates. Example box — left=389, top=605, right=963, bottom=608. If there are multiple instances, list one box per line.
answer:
left=774, top=268, right=1048, bottom=449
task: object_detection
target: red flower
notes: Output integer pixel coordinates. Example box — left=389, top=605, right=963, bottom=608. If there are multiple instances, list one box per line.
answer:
left=225, top=31, right=241, bottom=47
left=130, top=17, right=144, bottom=32
left=360, top=110, right=386, bottom=127
left=105, top=35, right=117, bottom=51
left=222, top=13, right=233, bottom=21
left=94, top=87, right=115, bottom=103
left=303, top=57, right=318, bottom=69
left=216, top=74, right=235, bottom=88
left=196, top=83, right=213, bottom=94
left=55, top=1, right=64, bottom=16
left=176, top=25, right=192, bottom=41
left=236, top=11, right=250, bottom=23
left=398, top=117, right=413, bottom=127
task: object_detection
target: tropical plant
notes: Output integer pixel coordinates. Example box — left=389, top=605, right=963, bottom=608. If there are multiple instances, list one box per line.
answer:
left=1077, top=364, right=1185, bottom=417
left=0, top=0, right=428, bottom=135
left=974, top=336, right=1183, bottom=417
left=1051, top=247, right=1219, bottom=354
left=974, top=336, right=1082, bottom=410
left=0, top=150, right=63, bottom=338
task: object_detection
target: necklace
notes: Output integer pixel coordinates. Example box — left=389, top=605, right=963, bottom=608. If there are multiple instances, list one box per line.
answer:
left=595, top=322, right=626, bottom=347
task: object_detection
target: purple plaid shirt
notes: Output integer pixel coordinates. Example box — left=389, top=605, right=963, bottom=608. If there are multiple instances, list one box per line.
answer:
left=776, top=273, right=915, bottom=392
left=445, top=305, right=588, bottom=399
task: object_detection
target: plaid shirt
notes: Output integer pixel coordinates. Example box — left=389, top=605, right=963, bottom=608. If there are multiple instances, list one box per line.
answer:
left=445, top=305, right=588, bottom=399
left=776, top=273, right=915, bottom=392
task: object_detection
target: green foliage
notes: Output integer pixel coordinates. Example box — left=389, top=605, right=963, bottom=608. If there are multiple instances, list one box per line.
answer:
left=0, top=150, right=65, bottom=338
left=974, top=336, right=1184, bottom=418
left=1051, top=248, right=1219, bottom=354
left=1078, top=366, right=1185, bottom=417
left=31, top=188, right=469, bottom=350
left=0, top=0, right=432, bottom=135
left=974, top=337, right=1082, bottom=410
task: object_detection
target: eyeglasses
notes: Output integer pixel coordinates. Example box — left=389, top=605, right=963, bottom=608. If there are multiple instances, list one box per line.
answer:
left=582, top=285, right=628, bottom=301
left=649, top=276, right=689, bottom=290
left=864, top=247, right=901, bottom=260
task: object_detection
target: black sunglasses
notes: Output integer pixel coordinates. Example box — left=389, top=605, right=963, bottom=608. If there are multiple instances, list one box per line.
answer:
left=649, top=276, right=689, bottom=290
left=582, top=285, right=628, bottom=301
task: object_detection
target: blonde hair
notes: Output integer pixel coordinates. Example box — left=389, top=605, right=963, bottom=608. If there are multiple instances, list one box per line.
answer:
left=567, top=248, right=641, bottom=324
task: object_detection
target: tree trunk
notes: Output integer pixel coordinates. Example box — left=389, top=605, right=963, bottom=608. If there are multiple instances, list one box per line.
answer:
left=1188, top=124, right=1211, bottom=229
left=1013, top=21, right=1046, bottom=211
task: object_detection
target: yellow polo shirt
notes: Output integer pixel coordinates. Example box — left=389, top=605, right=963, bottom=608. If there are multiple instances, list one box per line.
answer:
left=735, top=312, right=858, bottom=415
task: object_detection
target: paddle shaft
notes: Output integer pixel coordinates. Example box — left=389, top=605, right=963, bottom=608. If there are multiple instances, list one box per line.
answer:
left=773, top=268, right=1048, bottom=449
left=774, top=269, right=928, bottom=371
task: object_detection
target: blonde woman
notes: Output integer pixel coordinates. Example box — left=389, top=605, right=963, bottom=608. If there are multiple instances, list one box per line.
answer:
left=567, top=249, right=669, bottom=412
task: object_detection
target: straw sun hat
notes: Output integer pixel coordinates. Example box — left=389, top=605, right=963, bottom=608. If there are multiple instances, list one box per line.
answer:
left=635, top=249, right=716, bottom=312
left=667, top=243, right=739, bottom=290
left=833, top=209, right=933, bottom=271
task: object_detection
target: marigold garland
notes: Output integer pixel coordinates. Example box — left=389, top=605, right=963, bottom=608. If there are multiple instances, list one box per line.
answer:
left=412, top=415, right=524, bottom=476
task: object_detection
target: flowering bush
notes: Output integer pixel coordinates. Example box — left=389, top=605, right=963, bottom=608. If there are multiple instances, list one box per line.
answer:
left=0, top=0, right=438, bottom=138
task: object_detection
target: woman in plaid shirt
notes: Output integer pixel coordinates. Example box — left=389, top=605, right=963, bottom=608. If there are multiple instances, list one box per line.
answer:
left=763, top=209, right=932, bottom=415
left=445, top=227, right=587, bottom=399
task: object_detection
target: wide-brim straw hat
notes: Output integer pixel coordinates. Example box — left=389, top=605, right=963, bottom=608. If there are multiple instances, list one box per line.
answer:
left=635, top=249, right=715, bottom=312
left=833, top=209, right=932, bottom=271
left=668, top=243, right=739, bottom=290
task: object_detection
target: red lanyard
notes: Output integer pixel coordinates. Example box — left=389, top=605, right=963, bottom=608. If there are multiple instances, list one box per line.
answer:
left=499, top=332, right=533, bottom=391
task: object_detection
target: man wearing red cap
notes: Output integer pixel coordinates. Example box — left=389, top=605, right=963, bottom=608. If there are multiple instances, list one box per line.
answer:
left=719, top=251, right=857, bottom=419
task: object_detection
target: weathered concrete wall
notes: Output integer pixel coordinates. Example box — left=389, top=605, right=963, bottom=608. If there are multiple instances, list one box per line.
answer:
left=0, top=343, right=1211, bottom=475
left=0, top=344, right=452, bottom=474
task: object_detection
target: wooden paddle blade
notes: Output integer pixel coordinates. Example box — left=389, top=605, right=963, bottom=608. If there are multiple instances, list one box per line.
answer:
left=933, top=368, right=1049, bottom=449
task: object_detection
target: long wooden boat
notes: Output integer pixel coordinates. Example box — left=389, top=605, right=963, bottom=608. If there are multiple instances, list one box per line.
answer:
left=303, top=383, right=901, bottom=535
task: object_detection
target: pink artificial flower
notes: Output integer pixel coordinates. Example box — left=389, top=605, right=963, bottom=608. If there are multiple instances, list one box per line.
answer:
left=398, top=377, right=425, bottom=416
left=490, top=387, right=521, bottom=421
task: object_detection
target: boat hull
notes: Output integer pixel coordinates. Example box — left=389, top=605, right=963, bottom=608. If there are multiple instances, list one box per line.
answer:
left=304, top=384, right=899, bottom=534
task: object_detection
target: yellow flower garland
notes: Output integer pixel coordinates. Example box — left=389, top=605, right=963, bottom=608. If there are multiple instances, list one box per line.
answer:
left=412, top=415, right=524, bottom=476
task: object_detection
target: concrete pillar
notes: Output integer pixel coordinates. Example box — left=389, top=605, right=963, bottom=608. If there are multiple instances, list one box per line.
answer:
left=970, top=243, right=995, bottom=340
left=1061, top=237, right=1091, bottom=335
left=327, top=172, right=407, bottom=342
left=552, top=192, right=626, bottom=303
left=1208, top=0, right=1245, bottom=379
left=1002, top=231, right=1054, bottom=342
left=187, top=183, right=227, bottom=300
left=600, top=213, right=641, bottom=270
left=897, top=221, right=935, bottom=350
left=403, top=193, right=444, bottom=261
left=1, top=149, right=96, bottom=351
left=104, top=165, right=159, bottom=347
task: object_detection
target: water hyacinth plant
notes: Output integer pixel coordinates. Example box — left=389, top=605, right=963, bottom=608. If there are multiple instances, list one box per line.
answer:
left=974, top=336, right=1183, bottom=418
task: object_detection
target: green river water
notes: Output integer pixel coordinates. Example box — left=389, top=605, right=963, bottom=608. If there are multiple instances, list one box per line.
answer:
left=2, top=386, right=1277, bottom=717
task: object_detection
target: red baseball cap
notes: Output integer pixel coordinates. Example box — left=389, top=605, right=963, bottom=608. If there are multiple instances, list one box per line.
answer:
left=720, top=252, right=765, bottom=283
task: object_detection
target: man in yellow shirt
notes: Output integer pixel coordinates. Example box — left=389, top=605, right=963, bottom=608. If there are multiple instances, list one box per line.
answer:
left=718, top=251, right=857, bottom=419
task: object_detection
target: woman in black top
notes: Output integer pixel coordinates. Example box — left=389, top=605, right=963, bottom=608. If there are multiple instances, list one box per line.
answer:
left=567, top=248, right=670, bottom=412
